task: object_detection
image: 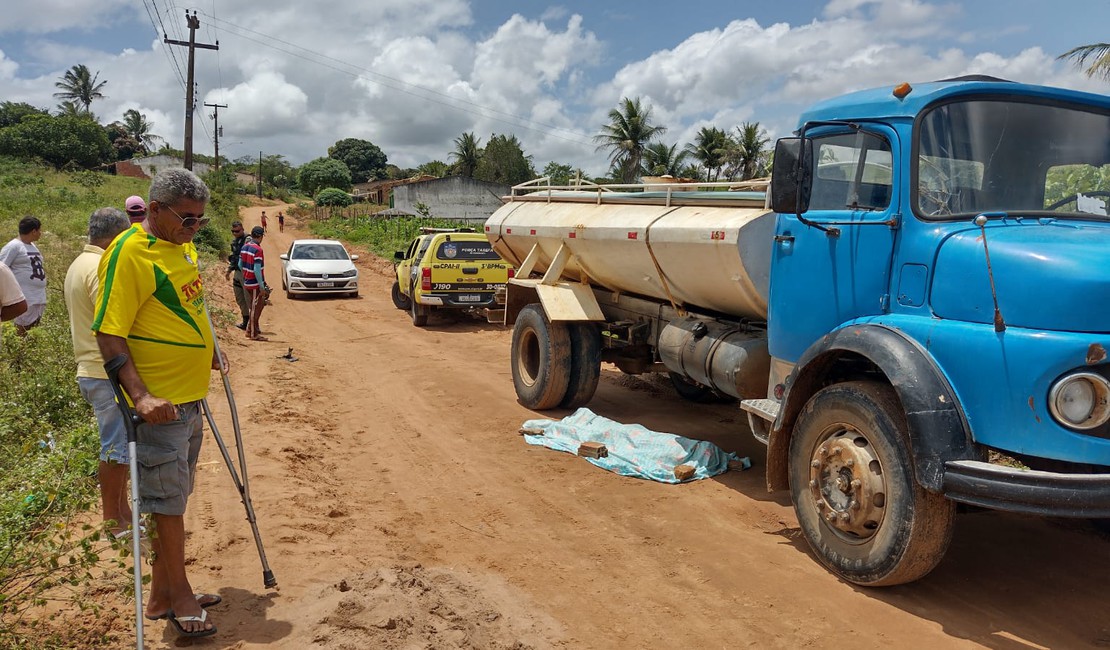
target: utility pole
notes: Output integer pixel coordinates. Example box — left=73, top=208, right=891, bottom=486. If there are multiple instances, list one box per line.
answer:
left=257, top=151, right=263, bottom=198
left=204, top=102, right=227, bottom=171
left=165, top=11, right=218, bottom=170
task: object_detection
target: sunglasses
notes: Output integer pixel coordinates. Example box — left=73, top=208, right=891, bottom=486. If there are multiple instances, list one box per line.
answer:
left=162, top=203, right=210, bottom=229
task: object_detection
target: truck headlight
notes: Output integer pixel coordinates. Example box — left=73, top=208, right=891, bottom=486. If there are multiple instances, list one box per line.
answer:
left=1048, top=372, right=1110, bottom=430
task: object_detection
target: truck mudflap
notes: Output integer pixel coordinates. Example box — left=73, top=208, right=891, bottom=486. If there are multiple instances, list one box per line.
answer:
left=943, top=460, right=1110, bottom=517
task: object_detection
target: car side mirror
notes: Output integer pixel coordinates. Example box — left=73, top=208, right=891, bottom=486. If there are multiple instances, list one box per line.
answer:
left=279, top=253, right=288, bottom=261
left=350, top=254, right=359, bottom=261
left=770, top=137, right=813, bottom=215
left=394, top=251, right=404, bottom=261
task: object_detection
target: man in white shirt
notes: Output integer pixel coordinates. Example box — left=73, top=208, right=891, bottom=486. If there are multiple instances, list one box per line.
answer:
left=64, top=207, right=133, bottom=538
left=0, top=216, right=47, bottom=335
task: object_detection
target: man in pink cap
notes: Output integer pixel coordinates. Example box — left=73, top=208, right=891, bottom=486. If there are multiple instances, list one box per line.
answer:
left=125, top=195, right=146, bottom=224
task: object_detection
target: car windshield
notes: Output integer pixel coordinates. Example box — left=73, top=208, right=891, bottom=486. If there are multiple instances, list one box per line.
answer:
left=435, top=240, right=500, bottom=260
left=915, top=98, right=1110, bottom=220
left=292, top=244, right=349, bottom=260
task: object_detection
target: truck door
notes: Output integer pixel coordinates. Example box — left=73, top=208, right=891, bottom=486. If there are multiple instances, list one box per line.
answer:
left=768, top=125, right=901, bottom=364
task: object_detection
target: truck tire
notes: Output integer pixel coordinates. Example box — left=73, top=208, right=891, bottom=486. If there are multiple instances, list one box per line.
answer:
left=561, top=323, right=602, bottom=409
left=410, top=296, right=429, bottom=327
left=669, top=372, right=718, bottom=403
left=511, top=304, right=571, bottom=409
left=391, top=281, right=411, bottom=310
left=789, top=380, right=955, bottom=586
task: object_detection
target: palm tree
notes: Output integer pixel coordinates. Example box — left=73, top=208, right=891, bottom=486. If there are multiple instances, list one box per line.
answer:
left=595, top=97, right=666, bottom=184
left=450, top=132, right=482, bottom=177
left=729, top=122, right=770, bottom=181
left=684, top=126, right=730, bottom=182
left=642, top=142, right=689, bottom=177
left=121, top=109, right=164, bottom=153
left=55, top=100, right=86, bottom=118
left=53, top=64, right=108, bottom=113
left=1059, top=43, right=1110, bottom=80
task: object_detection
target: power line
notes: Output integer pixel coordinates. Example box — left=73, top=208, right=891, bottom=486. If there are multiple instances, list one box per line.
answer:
left=194, top=11, right=597, bottom=148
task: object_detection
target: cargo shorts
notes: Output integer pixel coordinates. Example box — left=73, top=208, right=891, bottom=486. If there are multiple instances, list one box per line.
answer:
left=135, top=400, right=204, bottom=516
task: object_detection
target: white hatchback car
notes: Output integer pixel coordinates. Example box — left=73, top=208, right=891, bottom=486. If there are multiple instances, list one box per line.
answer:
left=279, top=239, right=360, bottom=299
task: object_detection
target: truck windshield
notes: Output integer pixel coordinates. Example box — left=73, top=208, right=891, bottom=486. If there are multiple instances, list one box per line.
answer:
left=915, top=98, right=1110, bottom=220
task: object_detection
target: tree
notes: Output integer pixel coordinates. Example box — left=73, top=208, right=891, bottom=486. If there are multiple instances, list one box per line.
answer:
left=474, top=134, right=535, bottom=186
left=727, top=122, right=770, bottom=181
left=417, top=160, right=450, bottom=177
left=642, top=142, right=689, bottom=177
left=53, top=64, right=107, bottom=114
left=55, top=101, right=87, bottom=119
left=104, top=122, right=144, bottom=161
left=1059, top=43, right=1110, bottom=81
left=297, top=157, right=352, bottom=196
left=327, top=138, right=388, bottom=183
left=0, top=113, right=111, bottom=169
left=315, top=187, right=353, bottom=207
left=450, top=132, right=482, bottom=177
left=595, top=97, right=666, bottom=184
left=121, top=109, right=163, bottom=153
left=0, top=102, right=48, bottom=129
left=685, top=126, right=730, bottom=182
left=542, top=161, right=575, bottom=186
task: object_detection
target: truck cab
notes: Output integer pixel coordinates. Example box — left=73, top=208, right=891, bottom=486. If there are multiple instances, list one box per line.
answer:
left=753, top=76, right=1110, bottom=584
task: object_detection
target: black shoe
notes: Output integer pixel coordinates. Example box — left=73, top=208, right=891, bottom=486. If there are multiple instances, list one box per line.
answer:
left=235, top=321, right=247, bottom=330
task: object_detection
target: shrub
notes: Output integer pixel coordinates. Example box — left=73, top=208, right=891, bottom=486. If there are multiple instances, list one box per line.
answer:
left=315, top=187, right=353, bottom=207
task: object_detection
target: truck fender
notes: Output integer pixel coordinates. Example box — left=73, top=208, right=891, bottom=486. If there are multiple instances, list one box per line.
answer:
left=766, top=324, right=975, bottom=493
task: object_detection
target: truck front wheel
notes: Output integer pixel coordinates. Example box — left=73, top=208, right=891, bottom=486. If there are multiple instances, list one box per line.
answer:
left=789, top=381, right=955, bottom=586
left=391, top=281, right=411, bottom=310
left=511, top=305, right=571, bottom=409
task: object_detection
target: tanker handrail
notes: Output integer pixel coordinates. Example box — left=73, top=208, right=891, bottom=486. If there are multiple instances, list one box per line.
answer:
left=506, top=177, right=771, bottom=208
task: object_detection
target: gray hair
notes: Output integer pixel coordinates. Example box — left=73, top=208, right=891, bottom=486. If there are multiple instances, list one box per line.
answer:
left=88, top=207, right=130, bottom=242
left=148, top=168, right=210, bottom=207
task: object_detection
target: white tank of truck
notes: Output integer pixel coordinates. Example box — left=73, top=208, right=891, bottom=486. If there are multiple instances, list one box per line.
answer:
left=484, top=184, right=775, bottom=320
left=484, top=179, right=775, bottom=407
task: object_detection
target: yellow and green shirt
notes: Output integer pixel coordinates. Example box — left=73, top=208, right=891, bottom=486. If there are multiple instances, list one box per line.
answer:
left=92, top=225, right=214, bottom=404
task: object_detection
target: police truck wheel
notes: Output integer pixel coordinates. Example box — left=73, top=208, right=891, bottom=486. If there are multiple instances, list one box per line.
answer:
left=410, top=298, right=428, bottom=327
left=391, top=281, right=411, bottom=310
left=789, top=381, right=955, bottom=586
left=560, top=323, right=601, bottom=409
left=511, top=304, right=571, bottom=410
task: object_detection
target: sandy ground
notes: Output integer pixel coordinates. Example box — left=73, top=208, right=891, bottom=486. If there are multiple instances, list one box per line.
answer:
left=70, top=205, right=1110, bottom=648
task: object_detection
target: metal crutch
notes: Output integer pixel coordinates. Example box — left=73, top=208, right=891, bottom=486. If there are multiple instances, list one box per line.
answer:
left=103, top=354, right=146, bottom=650
left=203, top=308, right=277, bottom=589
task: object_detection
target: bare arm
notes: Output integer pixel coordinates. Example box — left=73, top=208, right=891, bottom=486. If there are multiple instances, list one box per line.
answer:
left=96, top=333, right=178, bottom=424
left=0, top=299, right=27, bottom=321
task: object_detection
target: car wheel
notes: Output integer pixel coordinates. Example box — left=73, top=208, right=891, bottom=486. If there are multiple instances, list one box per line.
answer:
left=510, top=304, right=571, bottom=409
left=560, top=322, right=601, bottom=409
left=391, top=281, right=411, bottom=310
left=789, top=380, right=955, bottom=586
left=410, top=296, right=428, bottom=327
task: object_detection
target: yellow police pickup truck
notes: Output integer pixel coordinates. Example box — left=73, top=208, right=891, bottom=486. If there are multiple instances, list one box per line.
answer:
left=391, top=228, right=513, bottom=327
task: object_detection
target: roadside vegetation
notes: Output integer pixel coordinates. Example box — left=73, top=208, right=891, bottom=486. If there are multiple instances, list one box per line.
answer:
left=0, top=158, right=245, bottom=647
left=304, top=206, right=485, bottom=260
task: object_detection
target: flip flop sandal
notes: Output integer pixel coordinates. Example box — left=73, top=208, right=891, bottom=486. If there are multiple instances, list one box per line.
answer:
left=145, top=594, right=222, bottom=621
left=168, top=608, right=217, bottom=638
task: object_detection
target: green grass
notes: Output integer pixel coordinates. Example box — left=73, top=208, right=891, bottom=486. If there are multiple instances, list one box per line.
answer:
left=305, top=210, right=486, bottom=260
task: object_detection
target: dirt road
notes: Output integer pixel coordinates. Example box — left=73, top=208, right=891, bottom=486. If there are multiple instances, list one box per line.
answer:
left=120, top=205, right=1110, bottom=648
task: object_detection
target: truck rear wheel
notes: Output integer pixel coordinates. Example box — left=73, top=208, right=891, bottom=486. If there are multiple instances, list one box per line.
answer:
left=511, top=304, right=571, bottom=409
left=789, top=380, right=955, bottom=586
left=410, top=297, right=429, bottom=327
left=561, top=323, right=601, bottom=409
left=391, top=281, right=411, bottom=310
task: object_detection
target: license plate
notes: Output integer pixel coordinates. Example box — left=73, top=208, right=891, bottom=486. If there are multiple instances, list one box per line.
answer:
left=457, top=295, right=481, bottom=302
left=316, top=282, right=334, bottom=288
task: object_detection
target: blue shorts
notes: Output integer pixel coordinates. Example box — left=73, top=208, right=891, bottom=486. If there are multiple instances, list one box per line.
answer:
left=77, top=377, right=129, bottom=464
left=135, top=401, right=204, bottom=516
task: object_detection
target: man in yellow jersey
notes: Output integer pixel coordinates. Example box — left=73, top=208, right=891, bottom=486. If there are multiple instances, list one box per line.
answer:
left=93, top=168, right=227, bottom=639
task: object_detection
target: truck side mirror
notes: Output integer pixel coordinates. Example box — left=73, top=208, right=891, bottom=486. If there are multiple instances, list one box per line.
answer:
left=770, top=137, right=813, bottom=215
left=394, top=251, right=405, bottom=261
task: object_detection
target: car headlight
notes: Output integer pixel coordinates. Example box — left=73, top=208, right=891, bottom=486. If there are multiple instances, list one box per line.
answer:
left=289, top=270, right=308, bottom=278
left=339, top=269, right=357, bottom=277
left=1048, top=372, right=1110, bottom=430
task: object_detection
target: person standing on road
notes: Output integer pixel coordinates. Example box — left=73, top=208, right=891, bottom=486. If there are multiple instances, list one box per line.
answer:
left=93, top=168, right=226, bottom=638
left=277, top=211, right=285, bottom=233
left=239, top=226, right=270, bottom=341
left=125, top=195, right=147, bottom=224
left=260, top=210, right=268, bottom=233
left=64, top=207, right=136, bottom=540
left=0, top=216, right=47, bottom=335
left=225, top=221, right=250, bottom=330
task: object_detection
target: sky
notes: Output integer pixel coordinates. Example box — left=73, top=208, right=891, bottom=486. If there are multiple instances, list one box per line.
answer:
left=0, top=0, right=1107, bottom=176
